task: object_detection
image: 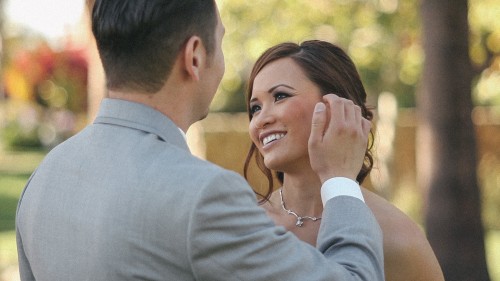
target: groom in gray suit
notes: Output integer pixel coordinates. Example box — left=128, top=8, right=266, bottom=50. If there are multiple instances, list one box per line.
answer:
left=16, top=0, right=384, bottom=280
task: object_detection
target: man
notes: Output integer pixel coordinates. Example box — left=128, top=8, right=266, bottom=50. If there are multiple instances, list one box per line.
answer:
left=16, top=1, right=384, bottom=280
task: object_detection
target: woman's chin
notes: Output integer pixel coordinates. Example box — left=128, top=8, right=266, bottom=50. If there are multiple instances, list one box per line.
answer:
left=263, top=158, right=285, bottom=172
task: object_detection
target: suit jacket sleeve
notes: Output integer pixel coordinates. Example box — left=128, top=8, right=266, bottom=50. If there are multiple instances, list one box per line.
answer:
left=187, top=170, right=384, bottom=281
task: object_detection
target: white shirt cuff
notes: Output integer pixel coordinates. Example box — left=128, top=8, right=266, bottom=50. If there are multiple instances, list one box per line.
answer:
left=321, top=177, right=365, bottom=206
left=178, top=127, right=187, bottom=141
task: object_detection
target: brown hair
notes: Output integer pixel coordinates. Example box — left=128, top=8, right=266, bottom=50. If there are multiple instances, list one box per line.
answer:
left=244, top=40, right=374, bottom=203
left=92, top=0, right=217, bottom=93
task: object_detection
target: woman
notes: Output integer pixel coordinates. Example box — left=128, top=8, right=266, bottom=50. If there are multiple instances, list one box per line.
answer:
left=244, top=40, right=444, bottom=281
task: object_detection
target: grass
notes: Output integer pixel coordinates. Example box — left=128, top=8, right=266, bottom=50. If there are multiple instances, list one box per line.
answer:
left=0, top=149, right=46, bottom=175
left=0, top=175, right=28, bottom=232
left=0, top=149, right=45, bottom=276
left=0, top=148, right=499, bottom=281
left=0, top=231, right=17, bottom=268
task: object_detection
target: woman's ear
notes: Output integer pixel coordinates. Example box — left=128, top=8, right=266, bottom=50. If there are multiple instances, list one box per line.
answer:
left=183, top=35, right=206, bottom=81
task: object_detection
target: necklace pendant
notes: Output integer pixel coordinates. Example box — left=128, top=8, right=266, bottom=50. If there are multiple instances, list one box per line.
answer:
left=296, top=217, right=304, bottom=227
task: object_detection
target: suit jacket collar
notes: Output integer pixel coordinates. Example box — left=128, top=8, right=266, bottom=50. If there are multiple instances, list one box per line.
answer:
left=94, top=98, right=189, bottom=152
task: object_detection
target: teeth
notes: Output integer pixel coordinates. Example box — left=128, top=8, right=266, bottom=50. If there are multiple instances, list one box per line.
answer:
left=262, top=133, right=285, bottom=146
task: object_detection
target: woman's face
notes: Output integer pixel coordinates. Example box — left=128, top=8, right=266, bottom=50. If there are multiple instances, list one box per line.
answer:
left=248, top=58, right=323, bottom=173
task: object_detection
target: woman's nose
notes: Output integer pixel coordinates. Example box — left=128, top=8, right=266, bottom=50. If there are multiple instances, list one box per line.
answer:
left=253, top=107, right=276, bottom=129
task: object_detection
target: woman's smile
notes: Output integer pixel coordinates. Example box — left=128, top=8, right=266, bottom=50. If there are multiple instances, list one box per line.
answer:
left=261, top=132, right=287, bottom=147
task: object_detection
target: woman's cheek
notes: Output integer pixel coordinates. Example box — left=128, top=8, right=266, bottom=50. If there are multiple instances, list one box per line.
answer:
left=249, top=123, right=259, bottom=145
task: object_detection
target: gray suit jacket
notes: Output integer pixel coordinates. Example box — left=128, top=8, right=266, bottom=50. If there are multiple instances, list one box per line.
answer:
left=16, top=98, right=384, bottom=281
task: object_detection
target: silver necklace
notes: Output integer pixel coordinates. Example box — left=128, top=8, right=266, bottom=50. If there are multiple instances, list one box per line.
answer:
left=279, top=189, right=321, bottom=227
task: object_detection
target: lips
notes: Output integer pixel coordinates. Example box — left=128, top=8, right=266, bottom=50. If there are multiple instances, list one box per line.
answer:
left=261, top=133, right=286, bottom=146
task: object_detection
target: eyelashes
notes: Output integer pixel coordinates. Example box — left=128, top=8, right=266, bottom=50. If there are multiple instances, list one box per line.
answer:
left=249, top=104, right=261, bottom=115
left=249, top=91, right=292, bottom=116
left=273, top=91, right=290, bottom=102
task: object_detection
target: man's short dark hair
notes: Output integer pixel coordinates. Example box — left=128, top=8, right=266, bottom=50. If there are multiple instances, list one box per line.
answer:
left=92, top=0, right=217, bottom=93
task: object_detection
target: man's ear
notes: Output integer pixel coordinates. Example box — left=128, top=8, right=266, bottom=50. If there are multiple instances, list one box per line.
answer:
left=183, top=35, right=206, bottom=81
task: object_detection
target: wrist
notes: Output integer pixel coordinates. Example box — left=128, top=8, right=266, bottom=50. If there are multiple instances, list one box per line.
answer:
left=318, top=172, right=357, bottom=185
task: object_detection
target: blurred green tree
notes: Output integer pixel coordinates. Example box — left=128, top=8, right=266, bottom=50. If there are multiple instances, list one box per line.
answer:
left=215, top=0, right=499, bottom=112
left=215, top=0, right=422, bottom=111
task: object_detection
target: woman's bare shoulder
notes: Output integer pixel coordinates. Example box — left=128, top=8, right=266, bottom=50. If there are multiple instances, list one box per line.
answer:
left=361, top=187, right=421, bottom=235
left=362, top=187, right=445, bottom=281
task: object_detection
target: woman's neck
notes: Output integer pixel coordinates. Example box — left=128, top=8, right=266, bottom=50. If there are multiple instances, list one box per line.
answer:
left=280, top=170, right=323, bottom=217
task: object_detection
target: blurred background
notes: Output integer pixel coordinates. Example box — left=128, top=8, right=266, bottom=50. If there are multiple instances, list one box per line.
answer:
left=0, top=0, right=498, bottom=280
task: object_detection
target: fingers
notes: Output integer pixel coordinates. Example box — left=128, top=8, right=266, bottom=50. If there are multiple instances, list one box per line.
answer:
left=309, top=102, right=327, bottom=145
left=325, top=95, right=344, bottom=132
left=354, top=104, right=362, bottom=127
left=322, top=94, right=368, bottom=138
left=309, top=93, right=371, bottom=182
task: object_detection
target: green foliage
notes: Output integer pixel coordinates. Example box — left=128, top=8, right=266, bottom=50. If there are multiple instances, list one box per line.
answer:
left=470, top=0, right=500, bottom=106
left=0, top=152, right=39, bottom=270
left=0, top=149, right=43, bottom=232
left=213, top=0, right=499, bottom=112
left=0, top=175, right=26, bottom=232
left=214, top=0, right=421, bottom=111
left=1, top=120, right=42, bottom=149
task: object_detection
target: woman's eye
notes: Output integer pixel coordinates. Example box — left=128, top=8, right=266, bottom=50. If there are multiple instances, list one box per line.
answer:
left=249, top=104, right=261, bottom=115
left=274, top=92, right=290, bottom=102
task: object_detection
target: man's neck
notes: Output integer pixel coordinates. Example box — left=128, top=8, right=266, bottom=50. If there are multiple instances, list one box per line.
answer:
left=107, top=89, right=193, bottom=133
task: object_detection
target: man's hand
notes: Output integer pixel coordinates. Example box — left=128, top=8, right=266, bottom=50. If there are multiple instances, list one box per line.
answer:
left=308, top=94, right=371, bottom=184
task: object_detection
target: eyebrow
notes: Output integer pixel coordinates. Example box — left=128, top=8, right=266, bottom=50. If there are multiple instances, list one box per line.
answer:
left=269, top=84, right=295, bottom=92
left=249, top=84, right=296, bottom=103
